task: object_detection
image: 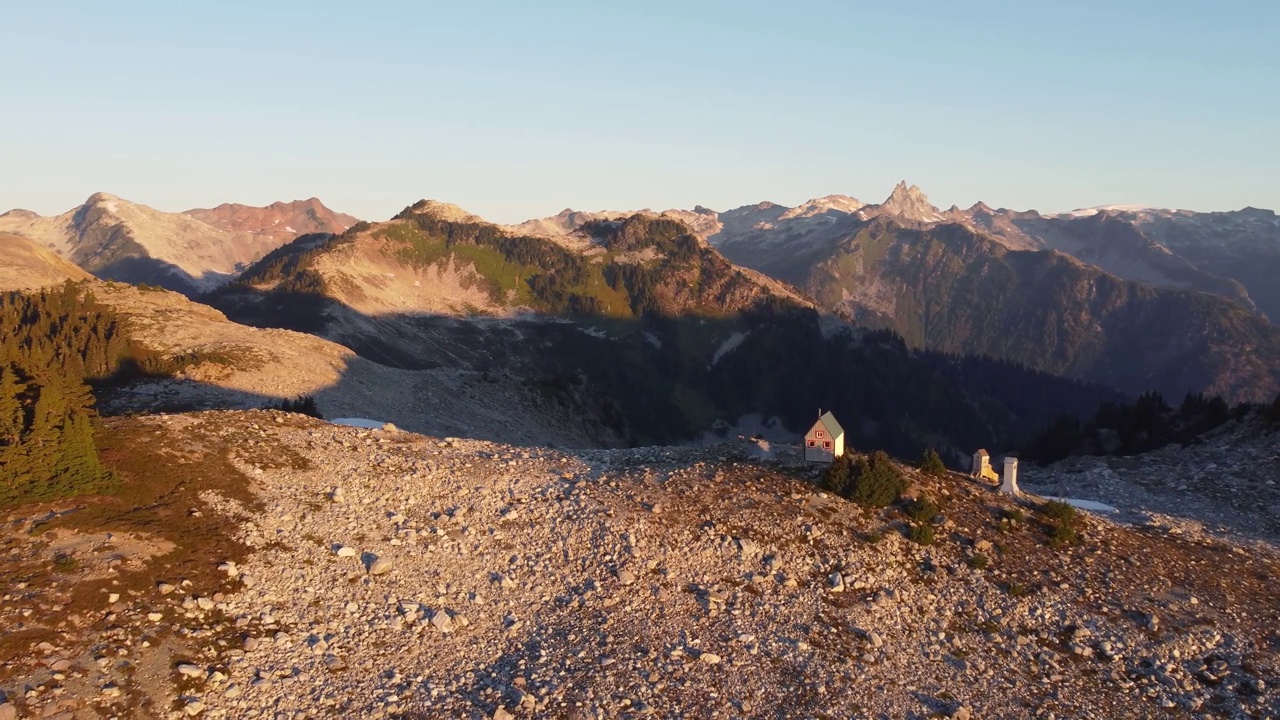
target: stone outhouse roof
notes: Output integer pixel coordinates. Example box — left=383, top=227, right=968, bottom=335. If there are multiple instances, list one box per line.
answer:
left=816, top=411, right=844, bottom=438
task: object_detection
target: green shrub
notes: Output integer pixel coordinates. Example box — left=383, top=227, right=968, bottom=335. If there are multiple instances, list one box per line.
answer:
left=53, top=552, right=78, bottom=573
left=1002, top=507, right=1025, bottom=523
left=1006, top=582, right=1028, bottom=597
left=820, top=454, right=855, bottom=496
left=267, top=395, right=323, bottom=419
left=908, top=495, right=939, bottom=523
left=907, top=522, right=935, bottom=545
left=1048, top=521, right=1079, bottom=548
left=1039, top=500, right=1082, bottom=548
left=848, top=451, right=908, bottom=508
left=1039, top=500, right=1077, bottom=523
left=967, top=553, right=988, bottom=570
left=919, top=448, right=947, bottom=476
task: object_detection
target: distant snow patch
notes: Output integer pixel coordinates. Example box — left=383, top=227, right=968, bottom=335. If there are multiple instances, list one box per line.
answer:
left=711, top=331, right=748, bottom=366
left=332, top=418, right=391, bottom=430
left=577, top=326, right=608, bottom=339
left=284, top=226, right=296, bottom=233
left=1048, top=497, right=1118, bottom=514
left=644, top=332, right=662, bottom=348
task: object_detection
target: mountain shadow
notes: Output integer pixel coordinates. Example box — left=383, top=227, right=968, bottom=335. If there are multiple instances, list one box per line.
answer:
left=200, top=283, right=1122, bottom=463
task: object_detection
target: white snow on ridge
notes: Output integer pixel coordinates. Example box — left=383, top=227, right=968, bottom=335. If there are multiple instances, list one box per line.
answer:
left=711, top=331, right=748, bottom=366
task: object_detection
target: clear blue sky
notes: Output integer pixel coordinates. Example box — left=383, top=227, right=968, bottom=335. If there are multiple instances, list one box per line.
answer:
left=3, top=1, right=1276, bottom=222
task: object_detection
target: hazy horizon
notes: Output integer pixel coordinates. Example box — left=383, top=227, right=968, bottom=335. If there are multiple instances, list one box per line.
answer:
left=4, top=0, right=1276, bottom=224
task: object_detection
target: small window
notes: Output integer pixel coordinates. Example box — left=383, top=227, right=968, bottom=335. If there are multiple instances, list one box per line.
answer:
left=807, top=440, right=816, bottom=448
left=823, top=441, right=832, bottom=450
left=816, top=430, right=824, bottom=439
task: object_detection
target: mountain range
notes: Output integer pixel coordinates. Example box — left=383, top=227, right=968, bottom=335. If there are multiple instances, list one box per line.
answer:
left=204, top=199, right=1117, bottom=456
left=0, top=193, right=357, bottom=295
left=509, top=184, right=1280, bottom=403
left=3, top=184, right=1279, bottom=421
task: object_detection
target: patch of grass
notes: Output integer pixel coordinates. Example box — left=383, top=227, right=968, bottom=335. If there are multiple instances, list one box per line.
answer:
left=967, top=553, right=989, bottom=570
left=1002, top=507, right=1025, bottom=522
left=1006, top=582, right=1028, bottom=597
left=52, top=551, right=78, bottom=573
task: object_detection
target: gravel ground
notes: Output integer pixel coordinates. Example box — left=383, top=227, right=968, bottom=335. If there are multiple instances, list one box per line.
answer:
left=2, top=411, right=1277, bottom=719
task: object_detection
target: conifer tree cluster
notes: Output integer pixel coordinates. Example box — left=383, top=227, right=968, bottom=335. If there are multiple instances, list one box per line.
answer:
left=0, top=282, right=130, bottom=506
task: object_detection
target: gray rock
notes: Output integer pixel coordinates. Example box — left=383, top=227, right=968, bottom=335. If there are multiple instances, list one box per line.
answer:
left=431, top=610, right=456, bottom=633
left=369, top=557, right=393, bottom=576
left=0, top=703, right=14, bottom=720
left=827, top=572, right=845, bottom=593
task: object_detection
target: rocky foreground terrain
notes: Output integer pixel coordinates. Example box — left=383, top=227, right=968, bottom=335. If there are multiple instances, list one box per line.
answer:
left=2, top=411, right=1277, bottom=719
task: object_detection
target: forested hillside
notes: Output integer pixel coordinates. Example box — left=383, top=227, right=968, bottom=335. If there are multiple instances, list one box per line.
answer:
left=0, top=283, right=131, bottom=505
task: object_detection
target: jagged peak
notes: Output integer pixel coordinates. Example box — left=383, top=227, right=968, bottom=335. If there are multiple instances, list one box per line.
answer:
left=870, top=181, right=943, bottom=223
left=967, top=201, right=995, bottom=215
left=881, top=181, right=928, bottom=207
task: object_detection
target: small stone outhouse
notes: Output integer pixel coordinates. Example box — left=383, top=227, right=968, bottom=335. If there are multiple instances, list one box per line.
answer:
left=970, top=449, right=999, bottom=483
left=804, top=411, right=845, bottom=463
left=999, top=456, right=1020, bottom=495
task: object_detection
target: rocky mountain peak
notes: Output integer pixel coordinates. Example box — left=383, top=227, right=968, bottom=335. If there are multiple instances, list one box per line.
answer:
left=82, top=192, right=127, bottom=214
left=398, top=199, right=485, bottom=224
left=871, top=181, right=943, bottom=223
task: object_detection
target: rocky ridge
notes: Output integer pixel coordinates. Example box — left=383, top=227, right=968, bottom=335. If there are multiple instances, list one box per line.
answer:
left=0, top=194, right=356, bottom=295
left=182, top=198, right=358, bottom=244
left=0, top=233, right=92, bottom=290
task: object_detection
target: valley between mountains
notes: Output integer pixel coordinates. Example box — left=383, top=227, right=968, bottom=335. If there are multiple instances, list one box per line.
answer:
left=2, top=186, right=1279, bottom=719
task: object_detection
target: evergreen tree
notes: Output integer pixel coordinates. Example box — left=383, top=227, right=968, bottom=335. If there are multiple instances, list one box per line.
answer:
left=0, top=284, right=127, bottom=506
